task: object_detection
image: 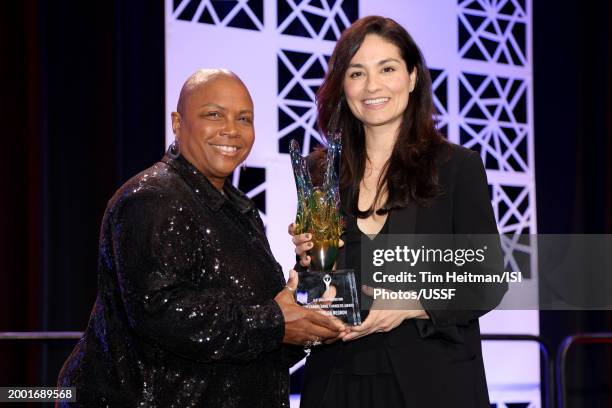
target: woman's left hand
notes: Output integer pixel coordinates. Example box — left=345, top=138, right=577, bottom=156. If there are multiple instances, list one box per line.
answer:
left=342, top=285, right=429, bottom=342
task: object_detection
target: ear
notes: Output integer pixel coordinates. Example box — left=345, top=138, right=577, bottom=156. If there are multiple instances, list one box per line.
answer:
left=171, top=112, right=181, bottom=137
left=408, top=69, right=417, bottom=93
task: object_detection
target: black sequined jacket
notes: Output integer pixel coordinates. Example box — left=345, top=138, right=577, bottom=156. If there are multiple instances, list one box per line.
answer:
left=57, top=153, right=302, bottom=407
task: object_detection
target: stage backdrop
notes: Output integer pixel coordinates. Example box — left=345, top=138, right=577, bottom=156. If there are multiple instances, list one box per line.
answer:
left=165, top=1, right=539, bottom=406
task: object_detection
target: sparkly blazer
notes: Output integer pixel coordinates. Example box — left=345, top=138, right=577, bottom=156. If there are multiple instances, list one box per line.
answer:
left=57, top=152, right=302, bottom=407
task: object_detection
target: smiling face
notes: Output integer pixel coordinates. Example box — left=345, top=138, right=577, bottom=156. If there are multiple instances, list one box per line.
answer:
left=171, top=74, right=254, bottom=190
left=343, top=34, right=416, bottom=134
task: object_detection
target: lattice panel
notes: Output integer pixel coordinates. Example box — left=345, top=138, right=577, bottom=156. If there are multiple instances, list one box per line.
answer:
left=489, top=182, right=533, bottom=278
left=458, top=0, right=528, bottom=66
left=277, top=49, right=330, bottom=154
left=430, top=68, right=449, bottom=136
left=489, top=182, right=532, bottom=235
left=459, top=72, right=529, bottom=172
left=172, top=0, right=264, bottom=30
left=277, top=0, right=358, bottom=40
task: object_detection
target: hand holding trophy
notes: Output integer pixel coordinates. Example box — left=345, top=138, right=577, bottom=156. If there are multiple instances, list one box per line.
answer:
left=289, top=132, right=361, bottom=326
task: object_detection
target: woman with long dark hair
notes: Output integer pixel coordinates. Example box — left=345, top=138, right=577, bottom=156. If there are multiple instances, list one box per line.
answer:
left=290, top=16, right=505, bottom=407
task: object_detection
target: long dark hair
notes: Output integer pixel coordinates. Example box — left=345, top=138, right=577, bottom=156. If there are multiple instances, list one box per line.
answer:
left=316, top=16, right=447, bottom=217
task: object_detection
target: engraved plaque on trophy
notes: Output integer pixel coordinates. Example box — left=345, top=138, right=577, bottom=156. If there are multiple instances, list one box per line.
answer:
left=289, top=133, right=361, bottom=326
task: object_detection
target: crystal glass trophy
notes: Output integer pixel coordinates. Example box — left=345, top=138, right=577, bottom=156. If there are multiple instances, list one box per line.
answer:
left=289, top=133, right=361, bottom=326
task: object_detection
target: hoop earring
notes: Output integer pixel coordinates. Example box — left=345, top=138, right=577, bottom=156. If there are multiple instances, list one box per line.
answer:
left=168, top=139, right=180, bottom=159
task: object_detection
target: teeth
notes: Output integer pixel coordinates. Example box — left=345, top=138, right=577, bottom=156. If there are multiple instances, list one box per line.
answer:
left=364, top=97, right=389, bottom=105
left=212, top=144, right=238, bottom=153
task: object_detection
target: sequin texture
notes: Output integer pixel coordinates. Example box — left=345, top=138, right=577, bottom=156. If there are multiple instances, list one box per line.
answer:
left=57, top=152, right=303, bottom=407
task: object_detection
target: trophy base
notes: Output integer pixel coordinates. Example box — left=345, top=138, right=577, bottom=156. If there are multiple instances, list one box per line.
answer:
left=296, top=268, right=362, bottom=326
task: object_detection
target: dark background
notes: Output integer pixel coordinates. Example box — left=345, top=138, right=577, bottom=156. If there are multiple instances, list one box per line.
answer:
left=1, top=0, right=611, bottom=406
left=534, top=1, right=612, bottom=406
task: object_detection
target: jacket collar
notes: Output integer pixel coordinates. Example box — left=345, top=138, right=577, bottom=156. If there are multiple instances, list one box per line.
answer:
left=162, top=152, right=255, bottom=214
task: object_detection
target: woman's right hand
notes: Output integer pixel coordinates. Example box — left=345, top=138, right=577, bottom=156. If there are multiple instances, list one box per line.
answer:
left=288, top=223, right=344, bottom=268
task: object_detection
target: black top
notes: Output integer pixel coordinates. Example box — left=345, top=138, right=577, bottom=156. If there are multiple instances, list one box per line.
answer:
left=331, top=214, right=393, bottom=375
left=57, top=152, right=303, bottom=407
left=300, top=143, right=506, bottom=408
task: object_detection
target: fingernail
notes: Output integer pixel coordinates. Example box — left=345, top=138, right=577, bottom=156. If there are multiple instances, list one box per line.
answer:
left=305, top=234, right=311, bottom=239
left=308, top=242, right=313, bottom=248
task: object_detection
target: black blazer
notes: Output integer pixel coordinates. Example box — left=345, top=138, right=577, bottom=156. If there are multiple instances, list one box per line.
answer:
left=300, top=144, right=507, bottom=408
